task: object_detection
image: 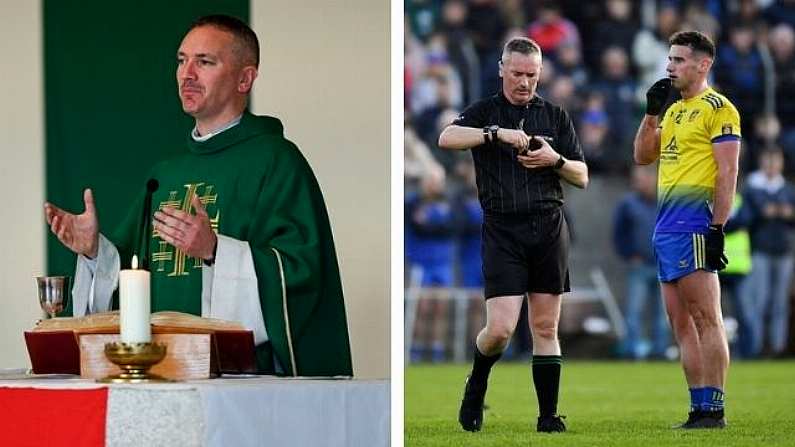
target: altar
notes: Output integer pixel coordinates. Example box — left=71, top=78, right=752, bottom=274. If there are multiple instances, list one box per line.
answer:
left=0, top=374, right=389, bottom=447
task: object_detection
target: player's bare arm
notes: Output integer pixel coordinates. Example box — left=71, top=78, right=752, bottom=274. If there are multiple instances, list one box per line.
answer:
left=711, top=140, right=741, bottom=225
left=633, top=116, right=662, bottom=165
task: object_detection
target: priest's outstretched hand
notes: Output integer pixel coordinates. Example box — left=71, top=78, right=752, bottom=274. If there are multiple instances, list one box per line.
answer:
left=153, top=195, right=218, bottom=261
left=44, top=188, right=100, bottom=258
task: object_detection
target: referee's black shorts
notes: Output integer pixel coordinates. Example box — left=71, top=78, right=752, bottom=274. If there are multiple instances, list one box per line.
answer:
left=482, top=208, right=571, bottom=299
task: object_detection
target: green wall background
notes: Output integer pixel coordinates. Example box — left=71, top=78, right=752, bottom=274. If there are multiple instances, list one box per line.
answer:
left=44, top=0, right=248, bottom=314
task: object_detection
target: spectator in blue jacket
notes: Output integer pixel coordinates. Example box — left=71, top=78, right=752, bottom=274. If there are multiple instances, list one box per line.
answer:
left=593, top=45, right=637, bottom=164
left=743, top=148, right=795, bottom=356
left=406, top=168, right=456, bottom=362
left=613, top=165, right=671, bottom=359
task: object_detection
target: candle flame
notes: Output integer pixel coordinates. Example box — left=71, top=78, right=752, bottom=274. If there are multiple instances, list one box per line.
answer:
left=132, top=255, right=139, bottom=270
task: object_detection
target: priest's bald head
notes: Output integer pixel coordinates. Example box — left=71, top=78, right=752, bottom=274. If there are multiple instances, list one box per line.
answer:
left=176, top=15, right=260, bottom=135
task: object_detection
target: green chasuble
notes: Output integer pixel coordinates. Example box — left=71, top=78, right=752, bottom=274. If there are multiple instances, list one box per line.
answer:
left=110, top=112, right=353, bottom=377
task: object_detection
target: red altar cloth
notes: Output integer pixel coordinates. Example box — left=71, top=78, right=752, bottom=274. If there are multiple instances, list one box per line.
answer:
left=0, top=387, right=107, bottom=447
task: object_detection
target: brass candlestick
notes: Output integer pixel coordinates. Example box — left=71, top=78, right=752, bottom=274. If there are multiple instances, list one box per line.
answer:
left=97, top=342, right=171, bottom=383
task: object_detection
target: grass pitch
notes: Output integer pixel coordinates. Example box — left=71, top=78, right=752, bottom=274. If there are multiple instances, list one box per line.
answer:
left=405, top=360, right=795, bottom=446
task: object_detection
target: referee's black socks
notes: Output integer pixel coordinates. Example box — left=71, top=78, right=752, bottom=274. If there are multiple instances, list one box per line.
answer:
left=532, top=355, right=562, bottom=417
left=470, top=345, right=501, bottom=387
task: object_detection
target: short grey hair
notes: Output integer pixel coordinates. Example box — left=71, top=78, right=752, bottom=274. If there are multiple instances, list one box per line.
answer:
left=501, top=37, right=542, bottom=64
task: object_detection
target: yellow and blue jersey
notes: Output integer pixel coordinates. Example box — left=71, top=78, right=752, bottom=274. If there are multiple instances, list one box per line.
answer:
left=656, top=87, right=741, bottom=233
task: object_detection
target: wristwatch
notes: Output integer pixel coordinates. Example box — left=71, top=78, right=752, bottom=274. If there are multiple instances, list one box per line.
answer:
left=482, top=125, right=499, bottom=144
left=553, top=154, right=566, bottom=170
left=489, top=125, right=499, bottom=143
left=483, top=125, right=499, bottom=143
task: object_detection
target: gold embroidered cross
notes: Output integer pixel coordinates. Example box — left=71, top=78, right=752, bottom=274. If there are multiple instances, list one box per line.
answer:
left=151, top=183, right=220, bottom=277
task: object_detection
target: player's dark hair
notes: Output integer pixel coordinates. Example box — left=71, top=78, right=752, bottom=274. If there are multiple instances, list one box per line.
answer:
left=502, top=37, right=542, bottom=61
left=669, top=30, right=715, bottom=58
left=188, top=14, right=260, bottom=67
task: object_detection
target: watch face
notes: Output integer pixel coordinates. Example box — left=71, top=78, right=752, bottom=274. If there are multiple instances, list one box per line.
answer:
left=489, top=125, right=499, bottom=132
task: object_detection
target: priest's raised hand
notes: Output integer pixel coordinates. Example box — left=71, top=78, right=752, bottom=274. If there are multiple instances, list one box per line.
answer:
left=43, top=188, right=100, bottom=258
left=152, top=195, right=218, bottom=262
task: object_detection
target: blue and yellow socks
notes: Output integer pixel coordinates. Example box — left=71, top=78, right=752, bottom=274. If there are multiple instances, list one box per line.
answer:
left=689, top=386, right=725, bottom=412
left=689, top=387, right=703, bottom=412
left=701, top=386, right=725, bottom=412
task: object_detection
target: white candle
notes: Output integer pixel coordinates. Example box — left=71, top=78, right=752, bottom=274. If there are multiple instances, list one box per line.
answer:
left=119, top=255, right=151, bottom=343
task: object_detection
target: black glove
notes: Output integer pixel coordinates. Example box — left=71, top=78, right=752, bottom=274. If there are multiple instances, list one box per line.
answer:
left=645, top=78, right=672, bottom=116
left=704, top=224, right=729, bottom=271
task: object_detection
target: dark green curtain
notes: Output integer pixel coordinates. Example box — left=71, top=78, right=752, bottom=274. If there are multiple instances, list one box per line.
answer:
left=44, top=1, right=248, bottom=315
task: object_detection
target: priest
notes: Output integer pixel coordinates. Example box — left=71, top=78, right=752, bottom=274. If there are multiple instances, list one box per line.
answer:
left=43, top=15, right=352, bottom=377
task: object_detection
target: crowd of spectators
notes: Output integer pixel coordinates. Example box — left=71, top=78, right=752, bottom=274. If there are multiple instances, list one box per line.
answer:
left=407, top=0, right=795, bottom=176
left=405, top=0, right=795, bottom=360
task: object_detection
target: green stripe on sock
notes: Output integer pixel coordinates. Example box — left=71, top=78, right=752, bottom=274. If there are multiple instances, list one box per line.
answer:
left=532, top=355, right=562, bottom=365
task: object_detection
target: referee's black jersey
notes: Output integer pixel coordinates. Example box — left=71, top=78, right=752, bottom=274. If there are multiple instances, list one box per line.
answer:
left=452, top=92, right=585, bottom=215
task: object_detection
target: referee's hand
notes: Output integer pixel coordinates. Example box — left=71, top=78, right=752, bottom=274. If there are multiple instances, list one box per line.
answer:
left=517, top=137, right=558, bottom=169
left=497, top=129, right=530, bottom=150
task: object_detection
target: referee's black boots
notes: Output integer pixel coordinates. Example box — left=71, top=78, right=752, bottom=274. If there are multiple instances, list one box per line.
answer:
left=537, top=414, right=567, bottom=433
left=458, top=375, right=486, bottom=432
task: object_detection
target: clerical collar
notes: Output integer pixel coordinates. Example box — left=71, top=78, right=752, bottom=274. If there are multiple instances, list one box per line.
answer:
left=191, top=114, right=243, bottom=142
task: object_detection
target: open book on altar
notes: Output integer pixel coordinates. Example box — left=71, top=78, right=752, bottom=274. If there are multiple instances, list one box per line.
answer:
left=31, top=310, right=246, bottom=334
left=25, top=311, right=257, bottom=379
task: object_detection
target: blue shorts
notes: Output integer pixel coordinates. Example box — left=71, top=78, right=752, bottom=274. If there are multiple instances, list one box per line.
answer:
left=653, top=232, right=717, bottom=282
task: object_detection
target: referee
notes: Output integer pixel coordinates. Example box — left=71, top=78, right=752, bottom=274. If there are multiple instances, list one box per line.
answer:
left=438, top=37, right=588, bottom=433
